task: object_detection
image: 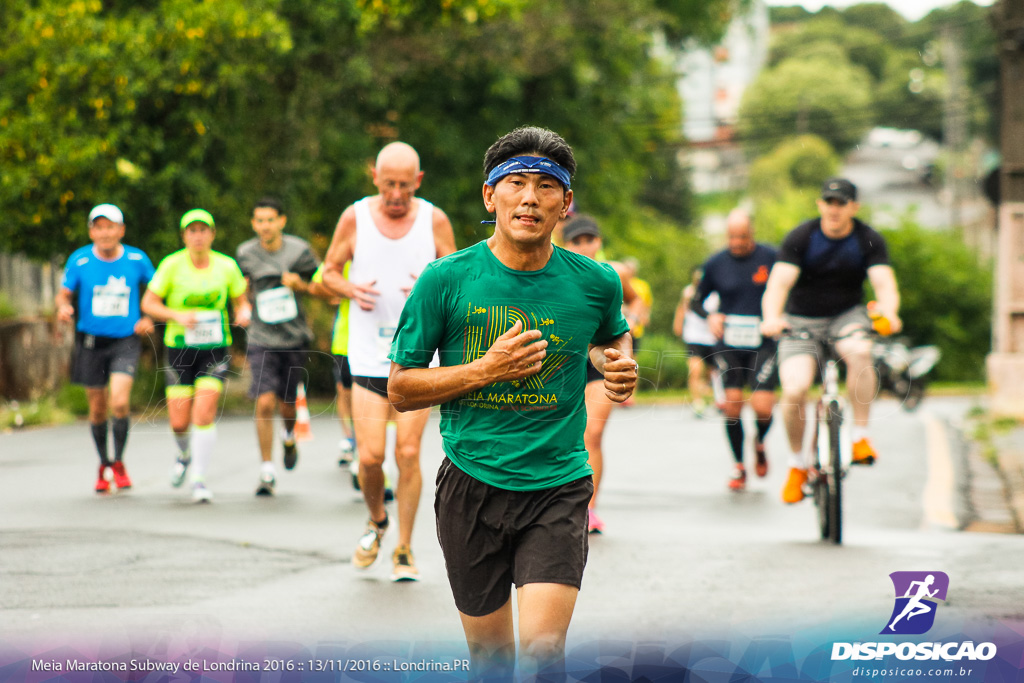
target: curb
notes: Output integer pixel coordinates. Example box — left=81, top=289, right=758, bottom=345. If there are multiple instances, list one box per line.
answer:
left=948, top=417, right=1021, bottom=534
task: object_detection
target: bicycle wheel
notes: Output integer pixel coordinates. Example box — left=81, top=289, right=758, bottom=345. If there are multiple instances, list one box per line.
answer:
left=813, top=403, right=830, bottom=540
left=826, top=399, right=843, bottom=545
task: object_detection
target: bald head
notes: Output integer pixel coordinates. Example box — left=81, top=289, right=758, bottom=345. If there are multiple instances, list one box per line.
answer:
left=373, top=141, right=424, bottom=219
left=376, top=141, right=420, bottom=174
left=725, top=209, right=754, bottom=257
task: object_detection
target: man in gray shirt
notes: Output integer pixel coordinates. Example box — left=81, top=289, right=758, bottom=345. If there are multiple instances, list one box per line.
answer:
left=236, top=197, right=320, bottom=496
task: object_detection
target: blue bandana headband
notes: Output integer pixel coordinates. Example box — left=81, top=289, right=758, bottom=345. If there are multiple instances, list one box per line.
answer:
left=485, top=156, right=572, bottom=190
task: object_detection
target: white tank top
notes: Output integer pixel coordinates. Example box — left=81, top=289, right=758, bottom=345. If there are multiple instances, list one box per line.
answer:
left=347, top=197, right=437, bottom=377
left=683, top=292, right=719, bottom=346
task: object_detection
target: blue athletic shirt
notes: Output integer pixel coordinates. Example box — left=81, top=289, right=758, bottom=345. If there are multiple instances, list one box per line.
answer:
left=62, top=245, right=156, bottom=338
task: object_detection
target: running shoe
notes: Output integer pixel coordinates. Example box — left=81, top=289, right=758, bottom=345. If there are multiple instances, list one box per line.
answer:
left=111, top=461, right=132, bottom=490
left=728, top=465, right=747, bottom=492
left=782, top=467, right=808, bottom=504
left=691, top=398, right=708, bottom=419
left=170, top=455, right=191, bottom=488
left=754, top=440, right=768, bottom=478
left=95, top=464, right=111, bottom=493
left=587, top=508, right=605, bottom=534
left=390, top=544, right=420, bottom=582
left=191, top=481, right=213, bottom=503
left=353, top=518, right=388, bottom=568
left=283, top=438, right=298, bottom=470
left=384, top=472, right=395, bottom=503
left=255, top=470, right=276, bottom=497
left=338, top=438, right=355, bottom=466
left=852, top=438, right=877, bottom=466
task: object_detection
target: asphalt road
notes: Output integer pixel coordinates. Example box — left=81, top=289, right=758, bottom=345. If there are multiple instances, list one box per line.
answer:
left=1, top=395, right=1021, bottom=669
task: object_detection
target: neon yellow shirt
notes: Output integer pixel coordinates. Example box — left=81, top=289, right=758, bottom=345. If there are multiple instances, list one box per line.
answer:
left=629, top=277, right=653, bottom=339
left=148, top=249, right=247, bottom=348
left=312, top=262, right=351, bottom=356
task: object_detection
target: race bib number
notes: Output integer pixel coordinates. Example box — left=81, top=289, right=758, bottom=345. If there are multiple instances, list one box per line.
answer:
left=256, top=286, right=298, bottom=324
left=91, top=281, right=130, bottom=318
left=185, top=311, right=224, bottom=346
left=376, top=324, right=397, bottom=363
left=723, top=315, right=762, bottom=348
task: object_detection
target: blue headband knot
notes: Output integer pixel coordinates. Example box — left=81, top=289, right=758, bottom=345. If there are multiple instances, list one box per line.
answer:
left=485, top=156, right=571, bottom=190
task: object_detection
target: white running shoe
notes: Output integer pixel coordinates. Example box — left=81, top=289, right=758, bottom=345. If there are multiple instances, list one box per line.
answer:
left=338, top=438, right=355, bottom=466
left=170, top=456, right=191, bottom=488
left=191, top=481, right=213, bottom=503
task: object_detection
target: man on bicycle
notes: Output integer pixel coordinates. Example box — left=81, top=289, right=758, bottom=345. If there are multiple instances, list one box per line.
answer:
left=760, top=178, right=902, bottom=504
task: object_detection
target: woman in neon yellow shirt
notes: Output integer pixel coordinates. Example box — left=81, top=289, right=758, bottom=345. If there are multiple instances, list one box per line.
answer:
left=142, top=209, right=251, bottom=503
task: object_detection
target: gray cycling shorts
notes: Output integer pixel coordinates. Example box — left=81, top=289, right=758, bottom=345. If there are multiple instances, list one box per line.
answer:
left=777, top=306, right=872, bottom=366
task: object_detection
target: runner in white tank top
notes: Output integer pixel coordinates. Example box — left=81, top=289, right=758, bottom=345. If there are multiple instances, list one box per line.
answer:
left=347, top=196, right=437, bottom=378
left=320, top=142, right=456, bottom=582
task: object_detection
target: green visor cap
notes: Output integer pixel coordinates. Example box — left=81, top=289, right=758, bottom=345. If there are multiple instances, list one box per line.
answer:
left=180, top=208, right=215, bottom=230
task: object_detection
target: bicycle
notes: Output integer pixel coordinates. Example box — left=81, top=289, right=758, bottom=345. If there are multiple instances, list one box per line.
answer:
left=784, top=330, right=855, bottom=545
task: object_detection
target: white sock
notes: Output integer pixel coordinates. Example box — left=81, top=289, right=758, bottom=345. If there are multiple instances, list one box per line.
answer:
left=281, top=427, right=295, bottom=443
left=852, top=426, right=869, bottom=442
left=174, top=431, right=190, bottom=456
left=190, top=424, right=217, bottom=482
left=789, top=449, right=806, bottom=469
left=261, top=461, right=275, bottom=476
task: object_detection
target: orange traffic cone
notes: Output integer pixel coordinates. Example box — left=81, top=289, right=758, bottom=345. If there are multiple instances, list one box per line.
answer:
left=295, top=382, right=313, bottom=442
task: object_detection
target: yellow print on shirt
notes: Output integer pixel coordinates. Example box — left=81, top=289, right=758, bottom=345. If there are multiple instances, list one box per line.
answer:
left=460, top=302, right=573, bottom=408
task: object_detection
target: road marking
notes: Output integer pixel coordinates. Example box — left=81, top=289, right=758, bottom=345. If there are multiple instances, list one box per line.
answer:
left=922, top=414, right=959, bottom=530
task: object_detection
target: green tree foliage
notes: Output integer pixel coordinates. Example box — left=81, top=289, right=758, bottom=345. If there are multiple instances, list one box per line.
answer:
left=880, top=222, right=992, bottom=382
left=0, top=0, right=292, bottom=257
left=747, top=134, right=839, bottom=242
left=738, top=56, right=874, bottom=154
left=0, top=0, right=734, bottom=272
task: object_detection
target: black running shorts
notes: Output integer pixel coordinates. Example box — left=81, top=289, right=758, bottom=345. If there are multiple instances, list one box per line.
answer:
left=164, top=347, right=230, bottom=388
left=352, top=374, right=389, bottom=398
left=71, top=333, right=141, bottom=388
left=715, top=340, right=779, bottom=392
left=246, top=345, right=308, bottom=402
left=332, top=354, right=353, bottom=389
left=585, top=359, right=603, bottom=384
left=434, top=457, right=592, bottom=617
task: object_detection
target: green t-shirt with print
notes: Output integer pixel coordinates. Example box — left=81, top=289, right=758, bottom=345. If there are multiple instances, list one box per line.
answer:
left=389, top=241, right=629, bottom=491
left=148, top=249, right=247, bottom=348
left=312, top=262, right=351, bottom=356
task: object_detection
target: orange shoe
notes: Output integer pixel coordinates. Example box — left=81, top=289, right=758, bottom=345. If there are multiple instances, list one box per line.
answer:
left=728, top=465, right=746, bottom=491
left=782, top=468, right=808, bottom=504
left=852, top=438, right=877, bottom=466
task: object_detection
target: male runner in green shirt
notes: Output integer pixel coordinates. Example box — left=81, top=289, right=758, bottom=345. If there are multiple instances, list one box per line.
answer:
left=388, top=127, right=638, bottom=681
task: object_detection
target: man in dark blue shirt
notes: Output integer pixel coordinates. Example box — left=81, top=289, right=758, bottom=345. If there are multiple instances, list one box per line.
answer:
left=761, top=179, right=902, bottom=504
left=693, top=209, right=777, bottom=491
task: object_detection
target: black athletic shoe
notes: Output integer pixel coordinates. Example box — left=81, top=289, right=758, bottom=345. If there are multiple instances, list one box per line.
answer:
left=283, top=439, right=298, bottom=470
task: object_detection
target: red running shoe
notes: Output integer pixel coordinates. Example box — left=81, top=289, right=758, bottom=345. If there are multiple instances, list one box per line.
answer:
left=111, top=461, right=132, bottom=490
left=95, top=465, right=111, bottom=493
left=728, top=465, right=747, bottom=491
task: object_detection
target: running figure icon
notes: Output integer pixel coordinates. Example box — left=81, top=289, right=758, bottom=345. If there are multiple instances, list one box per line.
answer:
left=888, top=574, right=939, bottom=631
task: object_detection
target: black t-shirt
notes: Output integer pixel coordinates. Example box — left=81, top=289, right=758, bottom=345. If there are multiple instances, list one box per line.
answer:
left=693, top=243, right=776, bottom=317
left=777, top=218, right=889, bottom=317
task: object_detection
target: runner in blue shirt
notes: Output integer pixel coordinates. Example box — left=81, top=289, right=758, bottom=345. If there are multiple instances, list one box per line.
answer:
left=56, top=204, right=156, bottom=494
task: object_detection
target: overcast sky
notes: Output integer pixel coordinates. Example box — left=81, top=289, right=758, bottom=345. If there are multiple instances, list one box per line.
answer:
left=763, top=0, right=995, bottom=22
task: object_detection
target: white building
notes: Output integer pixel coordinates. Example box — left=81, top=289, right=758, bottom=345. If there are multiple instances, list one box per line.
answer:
left=669, top=0, right=770, bottom=193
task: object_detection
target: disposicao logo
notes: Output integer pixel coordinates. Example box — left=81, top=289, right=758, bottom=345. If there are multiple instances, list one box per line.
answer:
left=831, top=571, right=997, bottom=663
left=881, top=571, right=949, bottom=635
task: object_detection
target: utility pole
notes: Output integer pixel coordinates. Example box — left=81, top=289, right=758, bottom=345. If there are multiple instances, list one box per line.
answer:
left=988, top=0, right=1024, bottom=414
left=942, top=24, right=967, bottom=232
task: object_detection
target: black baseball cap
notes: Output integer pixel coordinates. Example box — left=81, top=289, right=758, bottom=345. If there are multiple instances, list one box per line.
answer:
left=562, top=214, right=601, bottom=242
left=821, top=178, right=857, bottom=202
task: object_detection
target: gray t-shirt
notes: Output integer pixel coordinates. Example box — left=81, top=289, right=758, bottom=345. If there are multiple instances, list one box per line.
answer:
left=236, top=235, right=319, bottom=348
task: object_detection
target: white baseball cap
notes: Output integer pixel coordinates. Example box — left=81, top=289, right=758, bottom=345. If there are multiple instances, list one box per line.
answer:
left=88, top=203, right=124, bottom=224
